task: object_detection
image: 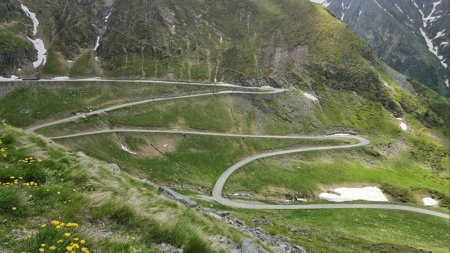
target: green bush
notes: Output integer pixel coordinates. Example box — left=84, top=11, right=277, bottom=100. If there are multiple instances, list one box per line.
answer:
left=380, top=183, right=414, bottom=203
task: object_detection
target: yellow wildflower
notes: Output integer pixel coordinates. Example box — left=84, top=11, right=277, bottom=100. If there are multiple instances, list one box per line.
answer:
left=80, top=239, right=86, bottom=244
left=64, top=232, right=71, bottom=237
left=38, top=248, right=44, bottom=252
left=66, top=222, right=78, bottom=227
left=49, top=246, right=57, bottom=251
left=12, top=207, right=17, bottom=211
left=57, top=240, right=64, bottom=244
left=41, top=224, right=47, bottom=228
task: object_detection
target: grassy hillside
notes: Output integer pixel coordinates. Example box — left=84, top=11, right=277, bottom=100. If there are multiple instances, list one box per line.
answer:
left=229, top=208, right=450, bottom=253
left=0, top=123, right=276, bottom=253
left=0, top=0, right=449, bottom=251
left=0, top=81, right=246, bottom=127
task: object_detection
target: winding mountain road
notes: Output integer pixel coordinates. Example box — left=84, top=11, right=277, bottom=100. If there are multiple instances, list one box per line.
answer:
left=27, top=84, right=449, bottom=219
left=49, top=129, right=449, bottom=219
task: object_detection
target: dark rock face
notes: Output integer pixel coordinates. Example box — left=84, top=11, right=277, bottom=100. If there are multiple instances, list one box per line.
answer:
left=322, top=0, right=449, bottom=95
left=0, top=48, right=35, bottom=75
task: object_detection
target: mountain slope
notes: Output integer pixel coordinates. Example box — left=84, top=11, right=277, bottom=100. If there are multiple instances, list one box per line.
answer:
left=0, top=122, right=283, bottom=253
left=314, top=0, right=449, bottom=95
left=3, top=0, right=373, bottom=82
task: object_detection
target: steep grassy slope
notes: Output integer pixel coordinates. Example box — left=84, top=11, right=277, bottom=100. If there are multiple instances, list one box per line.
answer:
left=0, top=79, right=448, bottom=252
left=0, top=123, right=278, bottom=253
left=0, top=81, right=246, bottom=127
left=229, top=208, right=449, bottom=253
left=99, top=0, right=373, bottom=82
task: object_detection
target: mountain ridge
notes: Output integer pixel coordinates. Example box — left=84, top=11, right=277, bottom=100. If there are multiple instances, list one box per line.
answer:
left=313, top=0, right=449, bottom=95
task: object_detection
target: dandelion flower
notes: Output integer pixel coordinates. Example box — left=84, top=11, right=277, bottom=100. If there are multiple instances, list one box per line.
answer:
left=41, top=224, right=47, bottom=228
left=38, top=248, right=44, bottom=252
left=80, top=240, right=86, bottom=244
left=64, top=232, right=71, bottom=237
left=49, top=246, right=57, bottom=251
left=66, top=222, right=78, bottom=227
left=57, top=240, right=64, bottom=244
left=12, top=207, right=17, bottom=211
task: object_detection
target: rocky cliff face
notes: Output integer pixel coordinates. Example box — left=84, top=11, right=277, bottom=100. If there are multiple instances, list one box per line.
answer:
left=0, top=0, right=34, bottom=76
left=316, top=0, right=449, bottom=95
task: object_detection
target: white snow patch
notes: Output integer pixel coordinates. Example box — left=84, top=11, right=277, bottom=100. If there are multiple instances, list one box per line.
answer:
left=432, top=30, right=446, bottom=40
left=51, top=76, right=70, bottom=81
left=0, top=75, right=21, bottom=81
left=394, top=4, right=404, bottom=14
left=20, top=4, right=39, bottom=35
left=423, top=197, right=438, bottom=206
left=121, top=144, right=137, bottom=155
left=319, top=187, right=389, bottom=202
left=20, top=4, right=47, bottom=68
left=396, top=118, right=408, bottom=131
left=399, top=122, right=408, bottom=131
left=94, top=36, right=101, bottom=51
left=105, top=12, right=112, bottom=23
left=383, top=81, right=395, bottom=91
left=28, top=38, right=47, bottom=68
left=422, top=0, right=441, bottom=28
left=302, top=92, right=318, bottom=101
left=419, top=28, right=447, bottom=68
left=412, top=0, right=447, bottom=68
